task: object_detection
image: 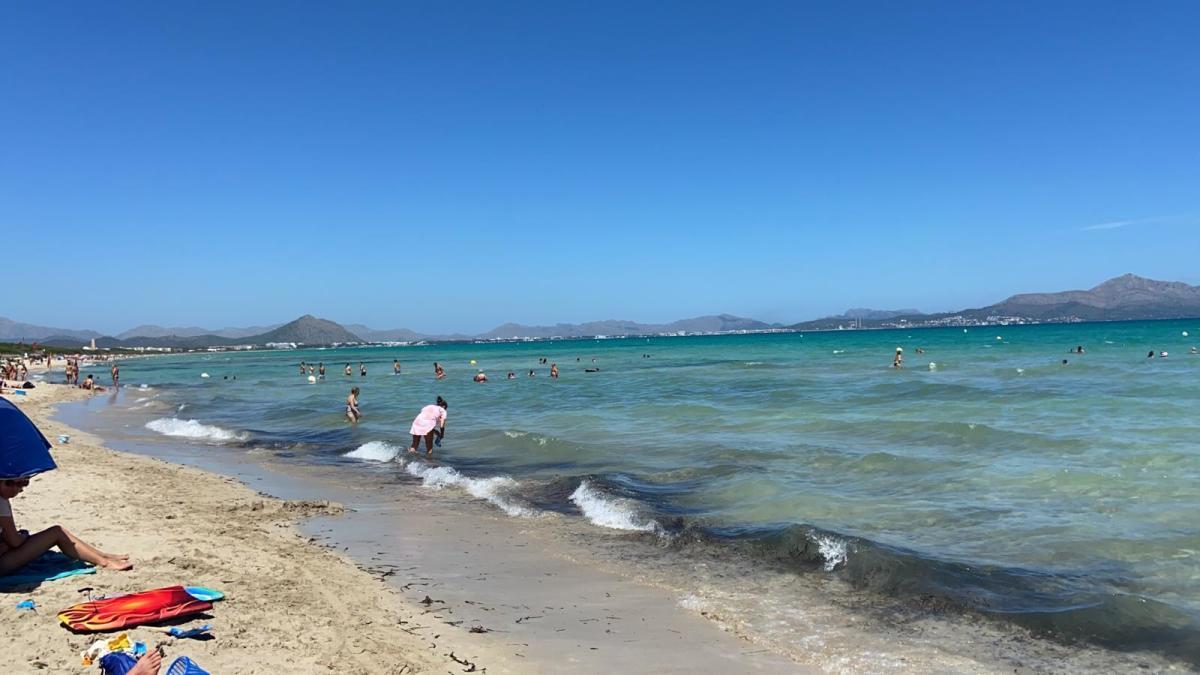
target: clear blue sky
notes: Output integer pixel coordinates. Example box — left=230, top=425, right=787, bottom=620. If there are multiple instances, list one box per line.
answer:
left=3, top=2, right=1198, bottom=335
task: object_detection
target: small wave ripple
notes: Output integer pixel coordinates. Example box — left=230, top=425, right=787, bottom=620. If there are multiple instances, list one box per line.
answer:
left=145, top=417, right=249, bottom=443
left=404, top=460, right=539, bottom=518
left=570, top=480, right=662, bottom=533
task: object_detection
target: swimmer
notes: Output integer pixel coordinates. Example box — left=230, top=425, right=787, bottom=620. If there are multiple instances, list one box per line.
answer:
left=393, top=359, right=401, bottom=375
left=1062, top=359, right=1069, bottom=366
left=433, top=362, right=446, bottom=380
left=507, top=372, right=515, bottom=379
left=550, top=363, right=558, bottom=379
left=528, top=369, right=536, bottom=377
left=345, top=387, right=361, bottom=423
left=473, top=371, right=488, bottom=383
left=408, top=396, right=448, bottom=456
left=893, top=347, right=903, bottom=368
left=1075, top=345, right=1085, bottom=354
left=1147, top=351, right=1155, bottom=359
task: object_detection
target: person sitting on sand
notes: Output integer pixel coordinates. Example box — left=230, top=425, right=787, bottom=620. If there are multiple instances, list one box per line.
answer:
left=408, top=396, right=448, bottom=455
left=80, top=374, right=105, bottom=392
left=346, top=387, right=361, bottom=423
left=0, top=477, right=133, bottom=574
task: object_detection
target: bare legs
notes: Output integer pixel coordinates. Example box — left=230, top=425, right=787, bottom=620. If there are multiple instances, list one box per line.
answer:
left=0, top=525, right=132, bottom=575
left=408, top=432, right=436, bottom=455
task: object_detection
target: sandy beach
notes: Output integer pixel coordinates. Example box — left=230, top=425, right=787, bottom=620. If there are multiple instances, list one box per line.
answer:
left=2, top=381, right=810, bottom=674
left=0, top=383, right=508, bottom=674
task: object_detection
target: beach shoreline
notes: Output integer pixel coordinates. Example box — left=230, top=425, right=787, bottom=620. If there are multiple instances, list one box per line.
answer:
left=3, top=383, right=810, bottom=674
left=0, top=383, right=512, bottom=674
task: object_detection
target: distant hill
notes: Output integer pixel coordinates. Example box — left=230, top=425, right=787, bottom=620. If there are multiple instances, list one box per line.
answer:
left=839, top=308, right=922, bottom=320
left=251, top=315, right=362, bottom=344
left=479, top=314, right=777, bottom=339
left=0, top=317, right=101, bottom=343
left=975, top=274, right=1200, bottom=321
left=117, top=323, right=282, bottom=340
left=791, top=274, right=1200, bottom=329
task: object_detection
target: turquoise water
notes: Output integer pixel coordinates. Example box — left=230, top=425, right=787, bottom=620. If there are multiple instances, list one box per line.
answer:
left=71, top=320, right=1200, bottom=663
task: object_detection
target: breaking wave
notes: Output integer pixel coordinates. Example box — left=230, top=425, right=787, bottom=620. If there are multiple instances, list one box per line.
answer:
left=145, top=417, right=249, bottom=443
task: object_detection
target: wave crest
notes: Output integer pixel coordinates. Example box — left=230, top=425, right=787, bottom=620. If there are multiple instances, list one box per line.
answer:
left=569, top=480, right=661, bottom=533
left=404, top=461, right=539, bottom=518
left=344, top=441, right=402, bottom=462
left=145, top=417, right=248, bottom=443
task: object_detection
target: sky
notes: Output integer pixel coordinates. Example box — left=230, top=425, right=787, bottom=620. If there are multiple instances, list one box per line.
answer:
left=2, top=2, right=1198, bottom=335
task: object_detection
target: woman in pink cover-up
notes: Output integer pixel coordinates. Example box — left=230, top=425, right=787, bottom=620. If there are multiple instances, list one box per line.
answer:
left=408, top=396, right=448, bottom=455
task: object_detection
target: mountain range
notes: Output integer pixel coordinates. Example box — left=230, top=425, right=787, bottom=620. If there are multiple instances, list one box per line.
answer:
left=3, top=274, right=1198, bottom=348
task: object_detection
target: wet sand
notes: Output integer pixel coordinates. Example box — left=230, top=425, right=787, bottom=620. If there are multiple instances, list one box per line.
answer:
left=2, top=383, right=806, bottom=673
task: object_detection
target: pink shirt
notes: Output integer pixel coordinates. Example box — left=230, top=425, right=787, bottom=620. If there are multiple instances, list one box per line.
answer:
left=409, top=405, right=447, bottom=436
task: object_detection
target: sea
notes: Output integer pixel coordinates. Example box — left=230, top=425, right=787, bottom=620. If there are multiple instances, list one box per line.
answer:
left=53, top=320, right=1200, bottom=671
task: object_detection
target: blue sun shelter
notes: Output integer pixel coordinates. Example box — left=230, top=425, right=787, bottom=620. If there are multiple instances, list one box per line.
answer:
left=0, top=398, right=56, bottom=478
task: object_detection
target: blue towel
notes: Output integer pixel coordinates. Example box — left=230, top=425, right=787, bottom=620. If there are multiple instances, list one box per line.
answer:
left=0, top=552, right=96, bottom=589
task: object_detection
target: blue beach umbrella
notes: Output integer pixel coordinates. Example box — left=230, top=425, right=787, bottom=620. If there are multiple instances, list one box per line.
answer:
left=0, top=398, right=55, bottom=479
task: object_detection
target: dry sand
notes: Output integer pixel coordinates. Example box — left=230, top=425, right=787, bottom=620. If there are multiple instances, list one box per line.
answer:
left=0, top=383, right=506, bottom=674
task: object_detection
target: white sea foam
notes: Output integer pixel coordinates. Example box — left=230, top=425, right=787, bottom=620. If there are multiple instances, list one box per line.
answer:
left=177, top=403, right=187, bottom=412
left=569, top=481, right=660, bottom=533
left=343, top=441, right=403, bottom=462
left=135, top=396, right=149, bottom=403
left=145, top=417, right=248, bottom=443
left=814, top=534, right=848, bottom=571
left=678, top=593, right=709, bottom=612
left=404, top=460, right=538, bottom=518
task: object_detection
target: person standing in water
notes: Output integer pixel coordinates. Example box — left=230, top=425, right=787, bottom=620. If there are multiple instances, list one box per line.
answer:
left=110, top=362, right=119, bottom=388
left=433, top=362, right=446, bottom=380
left=550, top=363, right=558, bottom=379
left=893, top=347, right=903, bottom=368
left=393, top=359, right=401, bottom=375
left=346, top=387, right=361, bottom=423
left=359, top=362, right=367, bottom=377
left=318, top=362, right=326, bottom=379
left=408, top=396, right=448, bottom=455
left=344, top=363, right=352, bottom=376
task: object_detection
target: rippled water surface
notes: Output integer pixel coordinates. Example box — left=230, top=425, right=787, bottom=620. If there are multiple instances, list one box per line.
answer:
left=68, top=321, right=1200, bottom=665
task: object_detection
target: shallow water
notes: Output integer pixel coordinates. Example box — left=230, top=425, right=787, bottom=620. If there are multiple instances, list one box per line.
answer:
left=62, top=320, right=1200, bottom=668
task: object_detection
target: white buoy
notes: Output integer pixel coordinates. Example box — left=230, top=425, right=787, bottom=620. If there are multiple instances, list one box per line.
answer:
left=928, top=362, right=937, bottom=371
left=307, top=375, right=317, bottom=384
left=996, top=336, right=1003, bottom=341
left=200, top=373, right=210, bottom=378
left=1184, top=331, right=1190, bottom=337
